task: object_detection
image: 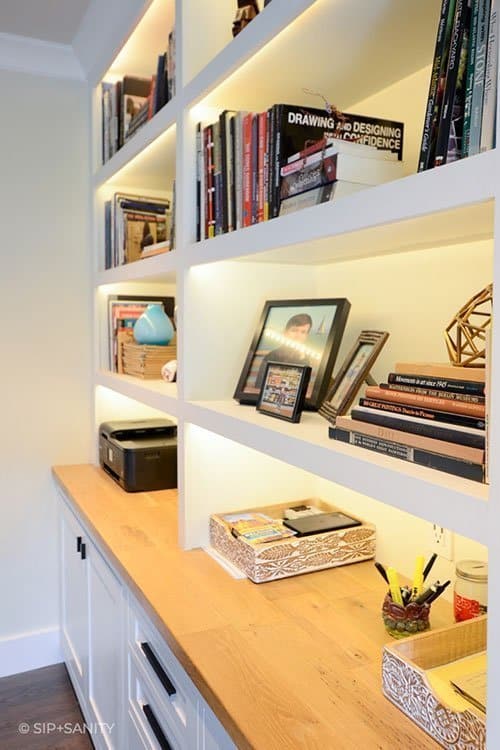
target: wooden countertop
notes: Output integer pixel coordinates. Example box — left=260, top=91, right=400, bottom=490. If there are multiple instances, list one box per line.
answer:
left=53, top=464, right=453, bottom=750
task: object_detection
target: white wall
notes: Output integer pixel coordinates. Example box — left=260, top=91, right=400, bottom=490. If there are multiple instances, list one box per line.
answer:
left=0, top=68, right=91, bottom=676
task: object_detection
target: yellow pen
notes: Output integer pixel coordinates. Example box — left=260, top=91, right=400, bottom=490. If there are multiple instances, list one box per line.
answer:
left=412, top=555, right=425, bottom=599
left=387, top=566, right=404, bottom=606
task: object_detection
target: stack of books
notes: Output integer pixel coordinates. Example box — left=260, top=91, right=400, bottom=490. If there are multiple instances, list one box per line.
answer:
left=196, top=104, right=404, bottom=240
left=122, top=342, right=176, bottom=379
left=102, top=30, right=176, bottom=163
left=330, top=362, right=486, bottom=483
left=418, top=0, right=498, bottom=170
left=104, top=192, right=172, bottom=269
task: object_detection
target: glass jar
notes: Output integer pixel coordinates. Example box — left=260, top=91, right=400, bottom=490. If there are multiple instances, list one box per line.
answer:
left=454, top=560, right=488, bottom=622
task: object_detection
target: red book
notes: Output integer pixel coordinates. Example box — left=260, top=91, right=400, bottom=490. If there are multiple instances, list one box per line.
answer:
left=257, top=111, right=267, bottom=223
left=242, top=113, right=253, bottom=228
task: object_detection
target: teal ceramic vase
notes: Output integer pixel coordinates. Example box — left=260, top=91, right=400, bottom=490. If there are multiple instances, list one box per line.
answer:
left=133, top=304, right=174, bottom=345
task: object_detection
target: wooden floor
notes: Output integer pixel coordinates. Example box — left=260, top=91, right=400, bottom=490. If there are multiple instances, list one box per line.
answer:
left=0, top=664, right=93, bottom=750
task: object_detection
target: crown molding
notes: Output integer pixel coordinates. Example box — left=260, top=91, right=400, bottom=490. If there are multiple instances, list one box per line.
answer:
left=0, top=32, right=85, bottom=80
left=73, top=0, right=148, bottom=85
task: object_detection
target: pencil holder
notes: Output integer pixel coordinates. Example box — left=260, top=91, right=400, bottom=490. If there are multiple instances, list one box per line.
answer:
left=382, top=593, right=431, bottom=639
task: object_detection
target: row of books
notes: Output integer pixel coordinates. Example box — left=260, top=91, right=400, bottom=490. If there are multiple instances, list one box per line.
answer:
left=104, top=192, right=173, bottom=269
left=102, top=30, right=176, bottom=163
left=330, top=362, right=486, bottom=483
left=418, top=0, right=497, bottom=170
left=195, top=104, right=405, bottom=240
left=107, top=296, right=175, bottom=373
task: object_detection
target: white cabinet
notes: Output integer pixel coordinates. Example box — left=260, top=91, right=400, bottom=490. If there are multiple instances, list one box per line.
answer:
left=88, top=544, right=125, bottom=750
left=59, top=493, right=124, bottom=750
left=60, top=500, right=89, bottom=704
left=59, top=492, right=236, bottom=750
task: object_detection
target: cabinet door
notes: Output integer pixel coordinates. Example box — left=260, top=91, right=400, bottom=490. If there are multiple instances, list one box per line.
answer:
left=88, top=545, right=124, bottom=750
left=201, top=705, right=237, bottom=750
left=60, top=501, right=88, bottom=702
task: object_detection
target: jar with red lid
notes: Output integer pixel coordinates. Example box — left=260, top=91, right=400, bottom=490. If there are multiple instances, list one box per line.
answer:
left=454, top=560, right=488, bottom=622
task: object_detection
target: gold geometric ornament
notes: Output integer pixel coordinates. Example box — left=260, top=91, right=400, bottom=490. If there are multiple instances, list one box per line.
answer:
left=445, top=283, right=492, bottom=367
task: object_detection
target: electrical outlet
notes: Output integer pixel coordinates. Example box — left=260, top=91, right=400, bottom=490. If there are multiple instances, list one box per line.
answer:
left=430, top=524, right=454, bottom=560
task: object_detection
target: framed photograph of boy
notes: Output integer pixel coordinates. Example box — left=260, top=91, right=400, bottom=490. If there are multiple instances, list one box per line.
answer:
left=319, top=330, right=389, bottom=425
left=234, top=298, right=351, bottom=410
left=257, top=363, right=311, bottom=423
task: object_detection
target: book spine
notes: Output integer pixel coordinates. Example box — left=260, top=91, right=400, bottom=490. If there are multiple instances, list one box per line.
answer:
left=434, top=0, right=468, bottom=166
left=229, top=115, right=237, bottom=233
left=154, top=54, right=164, bottom=113
left=381, top=382, right=485, bottom=404
left=219, top=112, right=229, bottom=234
left=264, top=109, right=271, bottom=221
left=272, top=104, right=283, bottom=218
left=387, top=372, right=484, bottom=395
left=446, top=0, right=472, bottom=161
left=469, top=0, right=491, bottom=154
left=395, top=361, right=486, bottom=382
left=258, top=111, right=267, bottom=223
left=196, top=122, right=201, bottom=242
left=234, top=113, right=243, bottom=230
left=418, top=0, right=454, bottom=171
left=331, top=428, right=484, bottom=482
left=110, top=82, right=118, bottom=156
left=335, top=417, right=484, bottom=463
left=428, top=0, right=459, bottom=167
left=462, top=0, right=480, bottom=156
left=213, top=121, right=222, bottom=235
left=242, top=113, right=253, bottom=227
left=104, top=201, right=112, bottom=269
left=365, top=386, right=485, bottom=417
left=268, top=106, right=276, bottom=218
left=205, top=125, right=215, bottom=239
left=102, top=86, right=111, bottom=163
left=251, top=114, right=259, bottom=224
left=480, top=0, right=498, bottom=150
left=351, top=408, right=485, bottom=449
left=359, top=397, right=486, bottom=429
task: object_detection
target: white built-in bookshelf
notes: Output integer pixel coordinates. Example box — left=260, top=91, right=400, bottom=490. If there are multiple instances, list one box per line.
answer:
left=88, top=0, right=500, bottom=743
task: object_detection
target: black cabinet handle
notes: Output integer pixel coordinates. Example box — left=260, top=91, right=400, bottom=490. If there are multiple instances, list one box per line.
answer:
left=80, top=542, right=86, bottom=561
left=76, top=536, right=82, bottom=553
left=140, top=642, right=176, bottom=697
left=142, top=704, right=173, bottom=750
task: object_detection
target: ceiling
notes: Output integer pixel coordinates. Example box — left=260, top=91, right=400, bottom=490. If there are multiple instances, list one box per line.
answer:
left=0, top=0, right=91, bottom=45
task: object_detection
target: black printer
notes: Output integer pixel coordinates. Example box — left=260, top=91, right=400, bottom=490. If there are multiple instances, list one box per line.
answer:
left=99, top=419, right=177, bottom=492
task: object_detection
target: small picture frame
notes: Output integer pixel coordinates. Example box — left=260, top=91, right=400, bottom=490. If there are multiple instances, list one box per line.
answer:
left=257, top=362, right=312, bottom=423
left=319, top=330, right=389, bottom=425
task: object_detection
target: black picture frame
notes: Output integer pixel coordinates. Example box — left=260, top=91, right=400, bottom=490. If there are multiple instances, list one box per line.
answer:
left=234, top=298, right=351, bottom=410
left=257, top=362, right=311, bottom=423
left=319, top=330, right=389, bottom=425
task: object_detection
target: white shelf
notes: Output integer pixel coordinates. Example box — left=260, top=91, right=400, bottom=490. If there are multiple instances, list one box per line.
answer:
left=95, top=250, right=177, bottom=286
left=96, top=370, right=178, bottom=415
left=184, top=0, right=317, bottom=106
left=186, top=151, right=495, bottom=267
left=94, top=99, right=178, bottom=188
left=184, top=399, right=488, bottom=545
left=190, top=0, right=440, bottom=113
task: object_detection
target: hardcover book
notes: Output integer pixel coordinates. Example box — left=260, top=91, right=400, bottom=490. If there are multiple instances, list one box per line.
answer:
left=270, top=104, right=404, bottom=216
left=121, top=76, right=151, bottom=144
